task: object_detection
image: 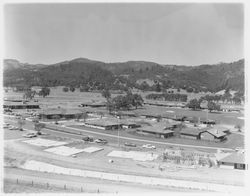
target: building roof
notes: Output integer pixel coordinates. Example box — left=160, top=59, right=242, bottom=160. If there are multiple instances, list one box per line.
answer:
left=181, top=127, right=206, bottom=136
left=206, top=129, right=227, bottom=138
left=138, top=124, right=174, bottom=134
left=40, top=108, right=85, bottom=115
left=219, top=152, right=245, bottom=164
left=81, top=101, right=106, bottom=106
left=4, top=101, right=39, bottom=106
left=85, top=118, right=122, bottom=127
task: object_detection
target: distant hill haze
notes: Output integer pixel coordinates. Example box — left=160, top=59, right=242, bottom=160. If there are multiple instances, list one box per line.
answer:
left=3, top=58, right=244, bottom=93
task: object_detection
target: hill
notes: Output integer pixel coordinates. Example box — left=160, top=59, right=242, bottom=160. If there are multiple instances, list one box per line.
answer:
left=3, top=58, right=244, bottom=93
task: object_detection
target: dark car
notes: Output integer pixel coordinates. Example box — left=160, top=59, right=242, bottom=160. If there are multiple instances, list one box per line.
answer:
left=94, top=139, right=108, bottom=144
left=124, top=142, right=137, bottom=147
left=82, top=136, right=94, bottom=142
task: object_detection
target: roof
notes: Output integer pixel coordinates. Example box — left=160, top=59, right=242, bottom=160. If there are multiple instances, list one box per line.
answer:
left=181, top=127, right=206, bottom=136
left=164, top=121, right=181, bottom=128
left=40, top=108, right=85, bottom=115
left=206, top=129, right=227, bottom=138
left=81, top=101, right=106, bottom=106
left=219, top=152, right=245, bottom=164
left=4, top=101, right=39, bottom=106
left=85, top=118, right=122, bottom=127
left=138, top=124, right=174, bottom=134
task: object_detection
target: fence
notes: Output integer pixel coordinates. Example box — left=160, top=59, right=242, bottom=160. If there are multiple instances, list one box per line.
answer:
left=4, top=178, right=101, bottom=193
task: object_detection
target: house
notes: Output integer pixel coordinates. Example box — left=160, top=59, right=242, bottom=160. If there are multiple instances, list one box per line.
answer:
left=137, top=123, right=175, bottom=138
left=3, top=101, right=40, bottom=110
left=218, top=152, right=246, bottom=170
left=180, top=127, right=207, bottom=140
left=39, top=108, right=85, bottom=119
left=84, top=119, right=123, bottom=130
left=200, top=128, right=227, bottom=142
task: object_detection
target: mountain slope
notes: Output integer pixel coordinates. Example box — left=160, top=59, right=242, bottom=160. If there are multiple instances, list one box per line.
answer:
left=3, top=58, right=244, bottom=92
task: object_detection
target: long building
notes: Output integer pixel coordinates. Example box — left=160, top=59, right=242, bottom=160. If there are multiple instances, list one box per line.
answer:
left=3, top=101, right=40, bottom=110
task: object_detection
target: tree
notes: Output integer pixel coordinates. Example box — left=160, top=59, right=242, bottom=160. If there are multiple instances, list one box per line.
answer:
left=38, top=87, right=50, bottom=98
left=187, top=99, right=200, bottom=110
left=17, top=118, right=25, bottom=131
left=155, top=83, right=161, bottom=92
left=63, top=87, right=69, bottom=92
left=207, top=101, right=221, bottom=112
left=34, top=122, right=45, bottom=135
left=23, top=90, right=36, bottom=100
left=101, top=89, right=111, bottom=100
left=69, top=86, right=75, bottom=92
left=131, top=94, right=144, bottom=109
left=106, top=100, right=115, bottom=114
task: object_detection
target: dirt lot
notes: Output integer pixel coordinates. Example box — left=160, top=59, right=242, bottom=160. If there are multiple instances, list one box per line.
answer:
left=4, top=133, right=245, bottom=187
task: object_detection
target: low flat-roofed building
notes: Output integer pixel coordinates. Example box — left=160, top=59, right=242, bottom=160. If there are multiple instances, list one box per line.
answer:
left=81, top=101, right=106, bottom=108
left=39, top=108, right=85, bottom=119
left=84, top=119, right=123, bottom=130
left=3, top=101, right=40, bottom=110
left=218, top=152, right=246, bottom=170
left=137, top=123, right=174, bottom=138
left=200, top=118, right=216, bottom=125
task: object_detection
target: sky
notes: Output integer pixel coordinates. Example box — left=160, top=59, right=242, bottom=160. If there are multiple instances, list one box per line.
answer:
left=4, top=3, right=244, bottom=65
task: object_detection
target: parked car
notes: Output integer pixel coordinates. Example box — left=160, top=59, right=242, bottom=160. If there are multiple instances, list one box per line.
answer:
left=82, top=136, right=94, bottom=142
left=22, top=133, right=37, bottom=138
left=3, top=123, right=10, bottom=128
left=94, top=139, right=108, bottom=144
left=142, top=144, right=156, bottom=149
left=124, top=142, right=137, bottom=147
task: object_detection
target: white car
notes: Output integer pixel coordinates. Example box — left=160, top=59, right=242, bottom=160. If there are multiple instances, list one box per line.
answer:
left=22, top=133, right=37, bottom=138
left=142, top=144, right=156, bottom=149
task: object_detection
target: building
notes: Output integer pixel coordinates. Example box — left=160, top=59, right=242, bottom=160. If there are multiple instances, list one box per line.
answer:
left=39, top=108, right=85, bottom=119
left=180, top=127, right=206, bottom=140
left=119, top=119, right=141, bottom=129
left=218, top=152, right=246, bottom=170
left=200, top=128, right=227, bottom=142
left=199, top=118, right=216, bottom=125
left=84, top=119, right=123, bottom=130
left=80, top=101, right=106, bottom=108
left=137, top=123, right=175, bottom=138
left=180, top=127, right=228, bottom=142
left=3, top=101, right=40, bottom=110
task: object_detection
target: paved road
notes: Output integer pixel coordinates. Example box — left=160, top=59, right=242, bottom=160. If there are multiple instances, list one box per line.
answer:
left=55, top=125, right=234, bottom=151
left=4, top=116, right=235, bottom=152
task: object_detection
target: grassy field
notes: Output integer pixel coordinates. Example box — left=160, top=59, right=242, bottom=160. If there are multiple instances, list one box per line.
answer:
left=4, top=87, right=244, bottom=127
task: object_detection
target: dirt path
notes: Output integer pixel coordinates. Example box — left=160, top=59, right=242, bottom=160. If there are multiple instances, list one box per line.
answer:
left=5, top=167, right=178, bottom=193
left=4, top=139, right=244, bottom=186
